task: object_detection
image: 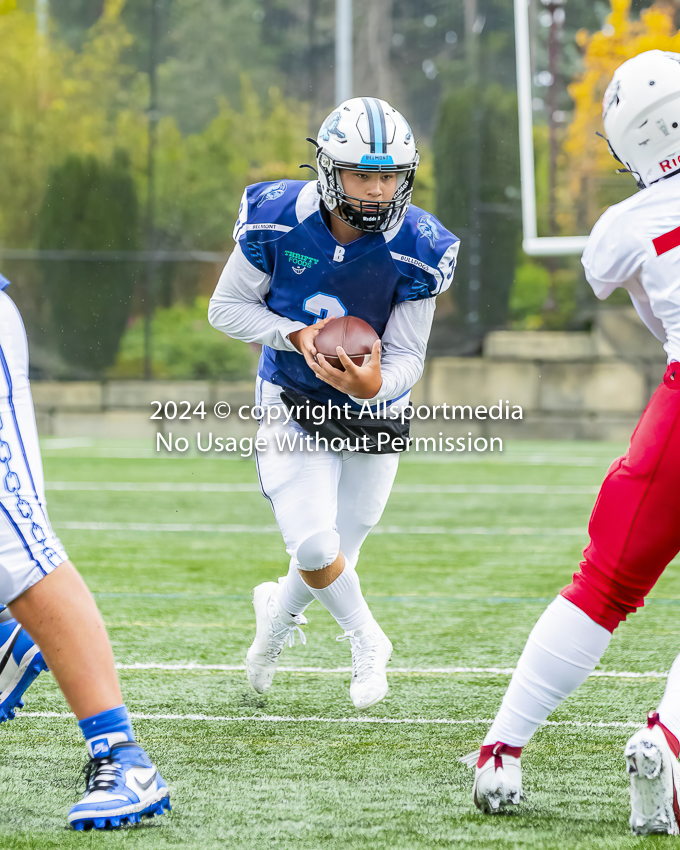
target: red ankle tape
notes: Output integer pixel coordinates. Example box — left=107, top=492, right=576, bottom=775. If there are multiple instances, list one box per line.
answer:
left=478, top=742, right=523, bottom=769
left=648, top=711, right=680, bottom=758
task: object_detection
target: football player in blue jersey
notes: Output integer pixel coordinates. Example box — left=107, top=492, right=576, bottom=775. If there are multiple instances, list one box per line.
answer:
left=0, top=278, right=169, bottom=829
left=209, top=97, right=459, bottom=709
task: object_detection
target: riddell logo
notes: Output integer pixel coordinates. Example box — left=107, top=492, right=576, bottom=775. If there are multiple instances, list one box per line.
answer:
left=660, top=155, right=680, bottom=173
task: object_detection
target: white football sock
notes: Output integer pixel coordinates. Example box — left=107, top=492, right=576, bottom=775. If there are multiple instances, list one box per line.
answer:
left=657, top=652, right=680, bottom=743
left=277, top=560, right=314, bottom=617
left=308, top=566, right=373, bottom=632
left=483, top=595, right=612, bottom=748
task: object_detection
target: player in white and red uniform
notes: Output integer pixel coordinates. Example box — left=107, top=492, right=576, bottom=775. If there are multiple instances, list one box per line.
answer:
left=465, top=51, right=680, bottom=835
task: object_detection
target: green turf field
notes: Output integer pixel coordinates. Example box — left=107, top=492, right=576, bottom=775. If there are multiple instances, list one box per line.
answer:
left=1, top=439, right=678, bottom=848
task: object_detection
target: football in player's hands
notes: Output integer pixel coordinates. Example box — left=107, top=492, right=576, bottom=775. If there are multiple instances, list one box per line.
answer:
left=314, top=316, right=379, bottom=370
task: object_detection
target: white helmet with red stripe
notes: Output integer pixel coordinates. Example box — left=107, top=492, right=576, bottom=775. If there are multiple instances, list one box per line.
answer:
left=603, top=50, right=680, bottom=188
left=315, top=97, right=419, bottom=232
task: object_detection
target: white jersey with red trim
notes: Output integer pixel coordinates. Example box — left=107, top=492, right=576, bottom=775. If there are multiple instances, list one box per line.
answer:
left=582, top=173, right=680, bottom=362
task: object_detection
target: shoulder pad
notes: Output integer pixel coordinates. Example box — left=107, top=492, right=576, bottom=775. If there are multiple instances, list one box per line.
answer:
left=233, top=180, right=310, bottom=274
left=233, top=180, right=309, bottom=243
left=388, top=206, right=459, bottom=298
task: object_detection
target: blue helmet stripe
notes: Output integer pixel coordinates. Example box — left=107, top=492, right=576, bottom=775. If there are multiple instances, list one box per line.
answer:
left=361, top=97, right=376, bottom=152
left=373, top=99, right=388, bottom=153
left=364, top=98, right=386, bottom=154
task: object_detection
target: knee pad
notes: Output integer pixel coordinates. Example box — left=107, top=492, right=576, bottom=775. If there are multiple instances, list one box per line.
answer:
left=295, top=530, right=340, bottom=572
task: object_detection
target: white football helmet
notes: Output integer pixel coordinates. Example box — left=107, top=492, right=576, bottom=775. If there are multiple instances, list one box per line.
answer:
left=314, top=97, right=419, bottom=232
left=603, top=50, right=680, bottom=188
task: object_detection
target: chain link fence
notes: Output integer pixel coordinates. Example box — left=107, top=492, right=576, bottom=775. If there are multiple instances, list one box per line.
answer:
left=1, top=249, right=264, bottom=382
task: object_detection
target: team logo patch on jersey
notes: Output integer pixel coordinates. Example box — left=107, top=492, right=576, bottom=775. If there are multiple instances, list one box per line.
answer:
left=284, top=250, right=319, bottom=275
left=417, top=214, right=440, bottom=250
left=256, top=181, right=288, bottom=208
left=320, top=112, right=346, bottom=142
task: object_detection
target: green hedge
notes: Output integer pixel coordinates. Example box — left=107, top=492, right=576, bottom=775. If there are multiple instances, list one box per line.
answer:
left=38, top=151, right=139, bottom=372
left=111, top=297, right=257, bottom=380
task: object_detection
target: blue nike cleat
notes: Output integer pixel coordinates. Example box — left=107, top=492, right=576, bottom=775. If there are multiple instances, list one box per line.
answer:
left=0, top=618, right=48, bottom=723
left=68, top=742, right=171, bottom=831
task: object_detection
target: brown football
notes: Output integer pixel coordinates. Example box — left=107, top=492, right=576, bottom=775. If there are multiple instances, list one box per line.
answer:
left=314, top=316, right=379, bottom=371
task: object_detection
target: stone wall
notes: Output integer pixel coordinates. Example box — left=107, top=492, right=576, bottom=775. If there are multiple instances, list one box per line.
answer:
left=32, top=308, right=666, bottom=442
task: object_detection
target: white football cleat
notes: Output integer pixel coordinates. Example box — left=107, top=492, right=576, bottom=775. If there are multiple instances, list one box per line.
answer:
left=337, top=620, right=392, bottom=709
left=625, top=711, right=680, bottom=835
left=461, top=743, right=524, bottom=814
left=245, top=581, right=307, bottom=694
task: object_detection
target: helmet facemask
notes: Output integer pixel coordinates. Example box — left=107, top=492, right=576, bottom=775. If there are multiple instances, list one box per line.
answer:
left=317, top=150, right=419, bottom=233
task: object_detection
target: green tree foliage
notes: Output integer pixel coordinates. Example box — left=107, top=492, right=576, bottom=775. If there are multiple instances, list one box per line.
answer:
left=0, top=0, right=141, bottom=249
left=111, top=297, right=256, bottom=380
left=152, top=78, right=310, bottom=250
left=38, top=151, right=139, bottom=372
left=509, top=262, right=550, bottom=326
left=433, top=83, right=521, bottom=328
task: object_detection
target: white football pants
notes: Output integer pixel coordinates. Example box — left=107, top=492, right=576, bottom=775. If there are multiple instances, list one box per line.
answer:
left=0, top=291, right=67, bottom=605
left=254, top=379, right=400, bottom=572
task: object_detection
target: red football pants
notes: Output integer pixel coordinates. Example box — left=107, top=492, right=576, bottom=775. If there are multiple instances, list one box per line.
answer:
left=561, top=362, right=680, bottom=633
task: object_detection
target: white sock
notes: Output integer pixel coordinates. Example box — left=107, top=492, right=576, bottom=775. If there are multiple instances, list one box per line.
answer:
left=484, top=595, right=612, bottom=748
left=657, top=652, right=680, bottom=744
left=308, top=566, right=373, bottom=632
left=277, top=560, right=314, bottom=617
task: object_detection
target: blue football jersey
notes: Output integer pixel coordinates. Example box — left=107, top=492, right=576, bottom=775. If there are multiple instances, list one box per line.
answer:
left=234, top=179, right=459, bottom=408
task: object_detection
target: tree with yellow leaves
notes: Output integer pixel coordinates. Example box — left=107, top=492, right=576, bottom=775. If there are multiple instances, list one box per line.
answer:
left=559, top=0, right=680, bottom=234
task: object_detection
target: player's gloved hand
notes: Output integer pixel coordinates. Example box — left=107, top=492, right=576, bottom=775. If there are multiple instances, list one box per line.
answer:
left=312, top=339, right=382, bottom=399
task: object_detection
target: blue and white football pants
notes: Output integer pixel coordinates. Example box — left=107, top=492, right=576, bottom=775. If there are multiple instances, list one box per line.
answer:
left=0, top=291, right=67, bottom=605
left=254, top=379, right=400, bottom=571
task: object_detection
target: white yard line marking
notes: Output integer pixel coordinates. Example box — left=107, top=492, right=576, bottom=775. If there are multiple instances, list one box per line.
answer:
left=16, top=711, right=641, bottom=728
left=46, top=482, right=261, bottom=492
left=396, top=485, right=598, bottom=495
left=45, top=482, right=598, bottom=495
left=57, top=521, right=281, bottom=533
left=111, top=662, right=668, bottom=679
left=56, top=521, right=586, bottom=536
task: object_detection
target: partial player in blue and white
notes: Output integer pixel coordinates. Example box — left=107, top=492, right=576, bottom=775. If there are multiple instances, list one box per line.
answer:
left=0, top=279, right=169, bottom=829
left=209, top=96, right=458, bottom=709
left=0, top=282, right=66, bottom=722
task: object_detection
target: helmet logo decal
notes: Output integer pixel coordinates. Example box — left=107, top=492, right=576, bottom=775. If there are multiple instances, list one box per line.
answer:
left=256, top=181, right=288, bottom=208
left=417, top=214, right=440, bottom=250
left=320, top=112, right=346, bottom=142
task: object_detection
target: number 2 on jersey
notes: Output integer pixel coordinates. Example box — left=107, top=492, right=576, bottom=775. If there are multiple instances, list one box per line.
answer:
left=303, top=292, right=348, bottom=324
